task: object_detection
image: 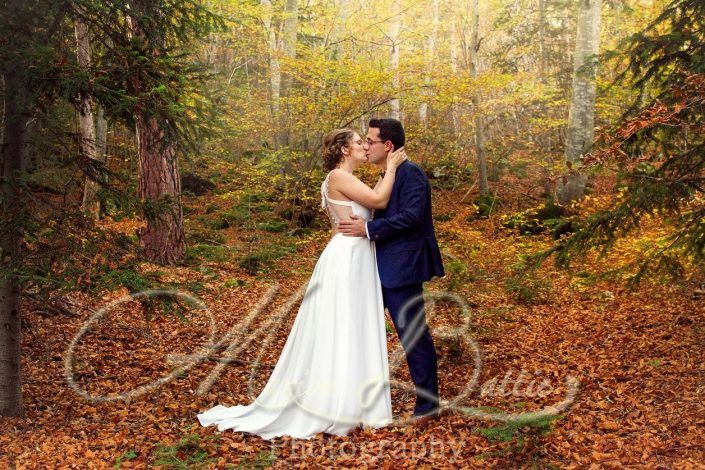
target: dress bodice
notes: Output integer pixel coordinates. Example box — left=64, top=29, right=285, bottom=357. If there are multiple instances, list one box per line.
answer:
left=321, top=172, right=372, bottom=232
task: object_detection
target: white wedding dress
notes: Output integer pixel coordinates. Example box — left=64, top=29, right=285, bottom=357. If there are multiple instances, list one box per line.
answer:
left=197, top=172, right=392, bottom=439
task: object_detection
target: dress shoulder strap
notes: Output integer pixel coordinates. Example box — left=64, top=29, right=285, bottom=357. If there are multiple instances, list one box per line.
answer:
left=321, top=172, right=354, bottom=207
left=327, top=198, right=354, bottom=207
left=321, top=173, right=329, bottom=209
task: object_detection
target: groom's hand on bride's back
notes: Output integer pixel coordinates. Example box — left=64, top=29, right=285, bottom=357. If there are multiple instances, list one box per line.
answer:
left=338, top=215, right=367, bottom=237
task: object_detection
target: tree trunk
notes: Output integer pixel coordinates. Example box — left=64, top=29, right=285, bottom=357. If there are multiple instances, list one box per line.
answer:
left=96, top=107, right=107, bottom=216
left=0, top=76, right=5, bottom=145
left=0, top=69, right=26, bottom=417
left=469, top=0, right=488, bottom=196
left=136, top=117, right=185, bottom=265
left=278, top=0, right=298, bottom=148
left=95, top=103, right=107, bottom=168
left=389, top=0, right=401, bottom=120
left=74, top=13, right=101, bottom=220
left=262, top=0, right=281, bottom=147
left=418, top=0, right=439, bottom=128
left=538, top=0, right=547, bottom=84
left=127, top=7, right=186, bottom=265
left=281, top=0, right=298, bottom=67
left=449, top=8, right=460, bottom=135
left=359, top=115, right=367, bottom=136
left=330, top=0, right=351, bottom=57
left=557, top=0, right=602, bottom=205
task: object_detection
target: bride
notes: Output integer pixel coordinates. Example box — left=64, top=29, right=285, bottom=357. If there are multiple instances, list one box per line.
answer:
left=197, top=128, right=407, bottom=439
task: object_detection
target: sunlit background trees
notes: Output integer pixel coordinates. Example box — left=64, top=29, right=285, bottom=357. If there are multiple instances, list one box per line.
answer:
left=3, top=0, right=700, bottom=418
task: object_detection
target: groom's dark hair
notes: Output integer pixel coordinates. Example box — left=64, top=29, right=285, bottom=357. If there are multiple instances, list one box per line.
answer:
left=368, top=118, right=405, bottom=150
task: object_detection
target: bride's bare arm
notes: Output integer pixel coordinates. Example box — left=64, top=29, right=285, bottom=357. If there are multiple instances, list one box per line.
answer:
left=328, top=149, right=406, bottom=209
left=373, top=174, right=383, bottom=191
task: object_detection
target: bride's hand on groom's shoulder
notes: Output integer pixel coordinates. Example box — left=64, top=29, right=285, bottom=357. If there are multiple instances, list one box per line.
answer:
left=386, top=147, right=407, bottom=172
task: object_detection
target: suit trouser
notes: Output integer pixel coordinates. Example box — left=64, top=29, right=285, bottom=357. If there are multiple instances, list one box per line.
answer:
left=382, top=283, right=439, bottom=415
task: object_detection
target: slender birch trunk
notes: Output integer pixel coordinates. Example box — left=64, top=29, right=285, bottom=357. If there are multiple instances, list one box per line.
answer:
left=469, top=0, right=488, bottom=196
left=556, top=0, right=602, bottom=204
left=261, top=0, right=280, bottom=147
left=450, top=7, right=460, bottom=135
left=74, top=14, right=101, bottom=220
left=389, top=0, right=401, bottom=120
left=331, top=0, right=351, bottom=57
left=538, top=0, right=547, bottom=84
left=278, top=0, right=298, bottom=147
left=95, top=104, right=107, bottom=168
left=418, top=0, right=439, bottom=128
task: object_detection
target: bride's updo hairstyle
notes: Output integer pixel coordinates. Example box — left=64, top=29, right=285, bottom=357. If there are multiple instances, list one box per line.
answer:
left=322, top=128, right=355, bottom=171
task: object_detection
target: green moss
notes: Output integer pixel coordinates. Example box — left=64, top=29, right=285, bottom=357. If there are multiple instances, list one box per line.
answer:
left=256, top=219, right=288, bottom=232
left=504, top=275, right=553, bottom=304
left=222, top=278, right=246, bottom=288
left=96, top=268, right=163, bottom=293
left=233, top=451, right=277, bottom=469
left=434, top=213, right=453, bottom=222
left=500, top=201, right=574, bottom=237
left=187, top=229, right=226, bottom=245
left=476, top=414, right=560, bottom=443
left=238, top=244, right=296, bottom=274
left=472, top=195, right=502, bottom=219
left=152, top=433, right=217, bottom=469
left=223, top=204, right=252, bottom=223
left=445, top=259, right=475, bottom=291
left=186, top=244, right=236, bottom=263
left=243, top=191, right=265, bottom=203
left=210, top=218, right=230, bottom=230
left=255, top=203, right=273, bottom=212
left=208, top=204, right=253, bottom=230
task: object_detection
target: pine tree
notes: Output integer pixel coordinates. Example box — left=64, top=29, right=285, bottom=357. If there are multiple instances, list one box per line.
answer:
left=535, top=0, right=705, bottom=283
left=0, top=0, right=224, bottom=416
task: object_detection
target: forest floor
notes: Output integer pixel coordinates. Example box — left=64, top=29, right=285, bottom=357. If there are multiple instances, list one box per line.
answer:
left=1, top=180, right=704, bottom=469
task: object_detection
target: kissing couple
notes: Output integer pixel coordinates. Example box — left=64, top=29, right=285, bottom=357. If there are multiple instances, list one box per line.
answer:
left=198, top=118, right=445, bottom=439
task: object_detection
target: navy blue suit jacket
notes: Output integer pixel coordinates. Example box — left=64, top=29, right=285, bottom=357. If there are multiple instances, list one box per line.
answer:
left=367, top=161, right=445, bottom=289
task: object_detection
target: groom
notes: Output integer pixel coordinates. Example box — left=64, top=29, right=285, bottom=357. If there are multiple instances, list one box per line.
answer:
left=339, top=118, right=445, bottom=423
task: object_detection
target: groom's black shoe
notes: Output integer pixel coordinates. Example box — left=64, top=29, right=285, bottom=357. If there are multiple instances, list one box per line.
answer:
left=406, top=410, right=440, bottom=427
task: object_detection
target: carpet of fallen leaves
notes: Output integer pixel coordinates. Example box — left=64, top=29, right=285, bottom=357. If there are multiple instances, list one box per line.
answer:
left=1, top=184, right=704, bottom=469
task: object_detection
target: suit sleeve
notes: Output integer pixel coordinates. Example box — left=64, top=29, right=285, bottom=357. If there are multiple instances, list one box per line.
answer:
left=366, top=166, right=427, bottom=241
